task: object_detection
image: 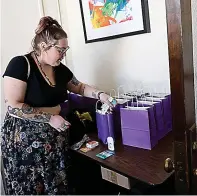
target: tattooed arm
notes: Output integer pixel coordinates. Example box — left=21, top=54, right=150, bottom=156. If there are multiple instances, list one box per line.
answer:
left=3, top=76, right=53, bottom=123
left=66, top=75, right=103, bottom=99
left=7, top=104, right=52, bottom=122
left=66, top=75, right=116, bottom=107
left=37, top=105, right=60, bottom=115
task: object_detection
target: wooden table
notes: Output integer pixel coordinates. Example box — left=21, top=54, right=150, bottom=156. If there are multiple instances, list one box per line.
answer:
left=70, top=131, right=174, bottom=186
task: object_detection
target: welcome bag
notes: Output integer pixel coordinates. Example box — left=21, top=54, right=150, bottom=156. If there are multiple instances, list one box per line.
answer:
left=110, top=88, right=133, bottom=138
left=113, top=99, right=129, bottom=138
left=138, top=100, right=165, bottom=140
left=162, top=94, right=172, bottom=133
left=143, top=94, right=172, bottom=138
left=95, top=101, right=115, bottom=144
left=120, top=102, right=158, bottom=150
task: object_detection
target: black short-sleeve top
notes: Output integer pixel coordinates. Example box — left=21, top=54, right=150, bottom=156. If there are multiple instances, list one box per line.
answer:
left=3, top=53, right=73, bottom=107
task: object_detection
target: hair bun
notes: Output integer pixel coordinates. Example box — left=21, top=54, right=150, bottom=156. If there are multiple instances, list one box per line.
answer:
left=35, top=16, right=61, bottom=35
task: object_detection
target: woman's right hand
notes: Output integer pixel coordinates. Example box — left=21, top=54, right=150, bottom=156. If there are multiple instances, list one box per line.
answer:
left=48, top=115, right=71, bottom=132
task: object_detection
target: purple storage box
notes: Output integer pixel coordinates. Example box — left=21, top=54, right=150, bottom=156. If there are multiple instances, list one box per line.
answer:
left=60, top=100, right=70, bottom=117
left=96, top=112, right=115, bottom=144
left=68, top=93, right=97, bottom=112
left=120, top=103, right=158, bottom=150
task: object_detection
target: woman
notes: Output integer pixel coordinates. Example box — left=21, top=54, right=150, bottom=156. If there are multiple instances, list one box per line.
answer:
left=1, top=16, right=114, bottom=195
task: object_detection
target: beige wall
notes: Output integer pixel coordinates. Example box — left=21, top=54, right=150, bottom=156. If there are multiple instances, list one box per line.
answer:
left=1, top=0, right=171, bottom=122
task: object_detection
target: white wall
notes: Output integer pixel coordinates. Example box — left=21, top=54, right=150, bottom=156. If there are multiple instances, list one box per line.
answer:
left=1, top=0, right=171, bottom=122
left=1, top=0, right=41, bottom=123
left=1, top=2, right=42, bottom=194
left=62, top=0, right=170, bottom=93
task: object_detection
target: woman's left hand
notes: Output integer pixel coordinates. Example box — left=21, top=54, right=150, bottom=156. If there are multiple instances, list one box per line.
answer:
left=99, top=93, right=117, bottom=108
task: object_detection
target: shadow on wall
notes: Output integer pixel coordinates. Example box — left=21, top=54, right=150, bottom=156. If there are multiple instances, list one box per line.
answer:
left=93, top=61, right=116, bottom=93
left=92, top=40, right=127, bottom=93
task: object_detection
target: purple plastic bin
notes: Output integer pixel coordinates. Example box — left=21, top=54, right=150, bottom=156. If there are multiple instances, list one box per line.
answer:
left=60, top=100, right=70, bottom=117
left=120, top=103, right=157, bottom=150
left=68, top=93, right=97, bottom=112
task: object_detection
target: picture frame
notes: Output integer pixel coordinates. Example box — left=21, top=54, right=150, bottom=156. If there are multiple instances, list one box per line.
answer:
left=79, top=0, right=150, bottom=43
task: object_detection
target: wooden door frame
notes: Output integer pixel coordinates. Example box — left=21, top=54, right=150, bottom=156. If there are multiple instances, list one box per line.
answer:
left=165, top=0, right=196, bottom=194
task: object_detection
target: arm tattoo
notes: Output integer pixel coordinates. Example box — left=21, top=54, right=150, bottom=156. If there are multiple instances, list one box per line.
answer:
left=5, top=99, right=8, bottom=103
left=80, top=85, right=86, bottom=96
left=8, top=104, right=51, bottom=123
left=71, top=75, right=80, bottom=86
left=21, top=104, right=37, bottom=114
left=92, top=91, right=97, bottom=98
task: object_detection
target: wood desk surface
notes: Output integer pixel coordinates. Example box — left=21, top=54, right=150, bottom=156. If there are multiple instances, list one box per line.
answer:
left=70, top=132, right=174, bottom=186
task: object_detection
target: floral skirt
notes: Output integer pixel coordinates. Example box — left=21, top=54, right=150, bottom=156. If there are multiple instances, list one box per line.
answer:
left=1, top=113, right=70, bottom=195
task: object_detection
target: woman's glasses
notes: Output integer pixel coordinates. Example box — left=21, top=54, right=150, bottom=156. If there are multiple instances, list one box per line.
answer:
left=49, top=44, right=70, bottom=55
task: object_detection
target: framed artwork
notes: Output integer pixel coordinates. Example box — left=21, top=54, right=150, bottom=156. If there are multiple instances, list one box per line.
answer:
left=79, top=0, right=150, bottom=43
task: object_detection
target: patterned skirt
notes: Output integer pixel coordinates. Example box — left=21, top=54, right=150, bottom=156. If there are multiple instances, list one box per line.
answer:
left=1, top=113, right=70, bottom=195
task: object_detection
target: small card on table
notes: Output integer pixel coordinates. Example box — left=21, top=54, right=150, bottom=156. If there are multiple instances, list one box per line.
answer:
left=96, top=150, right=115, bottom=160
left=80, top=147, right=92, bottom=153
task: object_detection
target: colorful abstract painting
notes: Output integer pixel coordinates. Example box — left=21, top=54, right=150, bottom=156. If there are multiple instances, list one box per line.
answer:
left=79, top=0, right=150, bottom=43
left=89, top=0, right=133, bottom=29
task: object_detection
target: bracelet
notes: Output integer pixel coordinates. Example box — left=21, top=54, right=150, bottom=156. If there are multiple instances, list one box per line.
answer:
left=97, top=91, right=105, bottom=100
